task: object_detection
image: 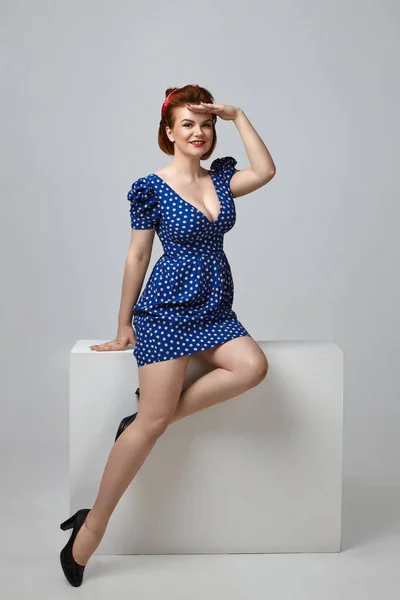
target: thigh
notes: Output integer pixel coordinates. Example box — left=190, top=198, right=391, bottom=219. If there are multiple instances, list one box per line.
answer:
left=136, top=355, right=191, bottom=422
left=197, top=335, right=268, bottom=376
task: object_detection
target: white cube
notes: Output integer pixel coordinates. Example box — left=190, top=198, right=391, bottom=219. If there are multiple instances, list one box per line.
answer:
left=69, top=340, right=343, bottom=554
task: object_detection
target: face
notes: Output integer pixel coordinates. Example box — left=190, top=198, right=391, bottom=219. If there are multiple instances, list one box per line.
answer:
left=166, top=106, right=214, bottom=155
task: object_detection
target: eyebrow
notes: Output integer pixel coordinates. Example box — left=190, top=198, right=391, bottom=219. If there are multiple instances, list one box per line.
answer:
left=180, top=118, right=213, bottom=123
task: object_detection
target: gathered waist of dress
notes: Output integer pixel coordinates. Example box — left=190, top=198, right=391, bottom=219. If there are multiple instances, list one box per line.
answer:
left=163, top=246, right=225, bottom=261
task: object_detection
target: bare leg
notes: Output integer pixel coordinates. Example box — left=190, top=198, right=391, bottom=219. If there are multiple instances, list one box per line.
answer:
left=71, top=337, right=268, bottom=566
left=170, top=335, right=268, bottom=423
left=72, top=426, right=162, bottom=565
left=71, top=354, right=191, bottom=566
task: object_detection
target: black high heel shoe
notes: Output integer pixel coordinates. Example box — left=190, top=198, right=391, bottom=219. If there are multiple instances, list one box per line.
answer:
left=115, top=387, right=140, bottom=442
left=60, top=508, right=91, bottom=587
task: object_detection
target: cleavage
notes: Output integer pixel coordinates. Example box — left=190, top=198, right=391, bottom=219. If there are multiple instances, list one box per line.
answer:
left=157, top=172, right=220, bottom=223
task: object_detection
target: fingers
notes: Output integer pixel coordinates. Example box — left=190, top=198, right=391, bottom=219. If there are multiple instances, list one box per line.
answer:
left=90, top=340, right=121, bottom=352
left=186, top=103, right=210, bottom=110
left=89, top=335, right=137, bottom=352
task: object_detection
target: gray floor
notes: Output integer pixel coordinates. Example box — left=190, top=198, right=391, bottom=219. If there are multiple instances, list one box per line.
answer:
left=3, top=460, right=399, bottom=598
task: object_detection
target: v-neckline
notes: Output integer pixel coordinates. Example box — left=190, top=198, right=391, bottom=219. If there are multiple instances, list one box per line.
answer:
left=151, top=171, right=221, bottom=225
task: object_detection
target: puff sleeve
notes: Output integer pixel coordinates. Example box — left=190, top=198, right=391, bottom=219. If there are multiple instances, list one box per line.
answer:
left=127, top=176, right=160, bottom=230
left=210, top=156, right=238, bottom=186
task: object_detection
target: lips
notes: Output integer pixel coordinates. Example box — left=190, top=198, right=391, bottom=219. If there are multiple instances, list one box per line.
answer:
left=191, top=141, right=205, bottom=146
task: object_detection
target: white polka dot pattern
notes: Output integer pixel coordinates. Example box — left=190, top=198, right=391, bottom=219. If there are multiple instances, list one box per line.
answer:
left=126, top=156, right=251, bottom=366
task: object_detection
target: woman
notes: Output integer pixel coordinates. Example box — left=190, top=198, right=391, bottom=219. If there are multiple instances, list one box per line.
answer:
left=60, top=84, right=276, bottom=586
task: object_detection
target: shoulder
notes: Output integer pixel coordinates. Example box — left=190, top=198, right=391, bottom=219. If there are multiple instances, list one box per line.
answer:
left=210, top=156, right=238, bottom=173
left=127, top=174, right=156, bottom=199
left=127, top=174, right=158, bottom=211
left=210, top=156, right=238, bottom=187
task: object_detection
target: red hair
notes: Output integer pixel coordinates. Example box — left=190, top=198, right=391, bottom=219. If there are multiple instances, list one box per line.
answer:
left=158, top=84, right=218, bottom=160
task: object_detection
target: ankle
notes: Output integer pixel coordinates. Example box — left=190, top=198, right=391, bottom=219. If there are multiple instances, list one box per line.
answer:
left=85, top=511, right=108, bottom=535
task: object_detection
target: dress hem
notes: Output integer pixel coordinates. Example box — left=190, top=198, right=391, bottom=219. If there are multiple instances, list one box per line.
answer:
left=133, top=330, right=252, bottom=368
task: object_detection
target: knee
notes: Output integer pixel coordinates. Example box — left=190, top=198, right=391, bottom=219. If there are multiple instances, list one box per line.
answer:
left=245, top=352, right=269, bottom=386
left=136, top=415, right=170, bottom=439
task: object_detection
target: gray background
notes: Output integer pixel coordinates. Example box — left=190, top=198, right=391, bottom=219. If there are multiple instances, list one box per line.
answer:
left=1, top=0, right=399, bottom=595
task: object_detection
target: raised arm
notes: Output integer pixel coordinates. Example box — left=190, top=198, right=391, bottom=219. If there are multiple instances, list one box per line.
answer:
left=186, top=102, right=276, bottom=197
left=229, top=108, right=276, bottom=198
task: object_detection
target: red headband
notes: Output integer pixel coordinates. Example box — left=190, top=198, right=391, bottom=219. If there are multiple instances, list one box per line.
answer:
left=161, top=84, right=200, bottom=117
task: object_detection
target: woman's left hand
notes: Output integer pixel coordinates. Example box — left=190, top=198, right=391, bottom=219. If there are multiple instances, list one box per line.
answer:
left=185, top=102, right=242, bottom=122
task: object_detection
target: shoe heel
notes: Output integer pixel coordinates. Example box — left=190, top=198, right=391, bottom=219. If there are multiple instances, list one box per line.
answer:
left=115, top=412, right=138, bottom=442
left=60, top=512, right=78, bottom=531
left=60, top=508, right=91, bottom=587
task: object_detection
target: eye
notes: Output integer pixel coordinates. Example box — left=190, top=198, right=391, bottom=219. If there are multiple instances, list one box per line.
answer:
left=183, top=123, right=212, bottom=128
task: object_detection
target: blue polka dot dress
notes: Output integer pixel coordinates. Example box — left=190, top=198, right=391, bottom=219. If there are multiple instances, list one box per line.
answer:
left=127, top=156, right=252, bottom=367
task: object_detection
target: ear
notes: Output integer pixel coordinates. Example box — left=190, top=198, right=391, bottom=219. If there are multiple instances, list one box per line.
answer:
left=165, top=127, right=174, bottom=143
